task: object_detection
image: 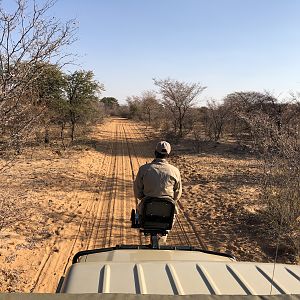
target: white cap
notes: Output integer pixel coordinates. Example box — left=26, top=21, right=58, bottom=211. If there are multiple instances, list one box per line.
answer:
left=155, top=141, right=171, bottom=154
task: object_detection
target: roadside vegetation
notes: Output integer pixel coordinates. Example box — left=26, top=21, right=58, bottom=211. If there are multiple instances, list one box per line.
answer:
left=0, top=0, right=110, bottom=165
left=124, top=83, right=300, bottom=262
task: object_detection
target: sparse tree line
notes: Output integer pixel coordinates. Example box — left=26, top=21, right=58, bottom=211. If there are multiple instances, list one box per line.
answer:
left=123, top=80, right=300, bottom=148
left=0, top=58, right=115, bottom=151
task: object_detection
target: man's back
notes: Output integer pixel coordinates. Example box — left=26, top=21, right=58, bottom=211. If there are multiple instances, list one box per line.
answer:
left=134, top=158, right=182, bottom=201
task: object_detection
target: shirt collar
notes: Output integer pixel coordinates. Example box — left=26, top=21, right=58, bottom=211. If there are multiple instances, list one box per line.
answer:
left=152, top=158, right=167, bottom=163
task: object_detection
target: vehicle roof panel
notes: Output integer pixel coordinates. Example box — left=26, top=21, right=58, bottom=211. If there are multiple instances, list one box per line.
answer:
left=61, top=260, right=300, bottom=295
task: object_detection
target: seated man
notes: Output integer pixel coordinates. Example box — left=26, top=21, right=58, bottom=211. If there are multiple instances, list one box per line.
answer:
left=134, top=141, right=182, bottom=242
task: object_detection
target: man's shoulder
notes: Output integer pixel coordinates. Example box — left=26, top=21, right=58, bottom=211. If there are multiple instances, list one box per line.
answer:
left=159, top=160, right=180, bottom=176
left=139, top=160, right=180, bottom=174
left=138, top=162, right=153, bottom=172
left=167, top=162, right=180, bottom=174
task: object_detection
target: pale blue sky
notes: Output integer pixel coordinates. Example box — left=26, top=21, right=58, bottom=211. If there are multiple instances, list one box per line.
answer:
left=6, top=0, right=300, bottom=104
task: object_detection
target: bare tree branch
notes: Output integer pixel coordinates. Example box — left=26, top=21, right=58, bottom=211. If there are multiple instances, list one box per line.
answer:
left=154, top=78, right=206, bottom=137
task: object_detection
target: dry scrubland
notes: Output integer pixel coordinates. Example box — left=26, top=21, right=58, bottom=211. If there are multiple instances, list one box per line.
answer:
left=171, top=152, right=267, bottom=260
left=0, top=118, right=297, bottom=292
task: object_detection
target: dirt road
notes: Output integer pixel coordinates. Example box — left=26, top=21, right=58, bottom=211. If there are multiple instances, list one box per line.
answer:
left=0, top=118, right=205, bottom=292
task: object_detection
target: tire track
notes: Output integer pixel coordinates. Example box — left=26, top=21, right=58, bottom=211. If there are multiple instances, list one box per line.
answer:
left=122, top=123, right=143, bottom=244
left=61, top=134, right=114, bottom=264
left=119, top=122, right=139, bottom=245
left=107, top=125, right=120, bottom=247
left=119, top=124, right=127, bottom=245
left=89, top=132, right=116, bottom=249
left=85, top=132, right=115, bottom=250
left=93, top=123, right=119, bottom=248
left=124, top=122, right=150, bottom=245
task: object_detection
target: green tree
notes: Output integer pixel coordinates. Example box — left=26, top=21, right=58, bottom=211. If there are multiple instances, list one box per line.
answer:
left=65, top=70, right=104, bottom=141
left=100, top=97, right=119, bottom=115
left=126, top=96, right=143, bottom=120
left=32, top=63, right=67, bottom=143
left=101, top=97, right=119, bottom=107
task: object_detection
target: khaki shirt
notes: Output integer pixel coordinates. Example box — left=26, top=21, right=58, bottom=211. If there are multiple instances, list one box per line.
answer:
left=134, top=158, right=182, bottom=201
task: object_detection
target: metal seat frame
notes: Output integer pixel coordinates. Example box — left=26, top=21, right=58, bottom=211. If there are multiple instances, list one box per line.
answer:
left=131, top=197, right=175, bottom=248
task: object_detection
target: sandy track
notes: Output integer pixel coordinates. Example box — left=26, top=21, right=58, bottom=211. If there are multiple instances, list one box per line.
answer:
left=2, top=118, right=204, bottom=293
